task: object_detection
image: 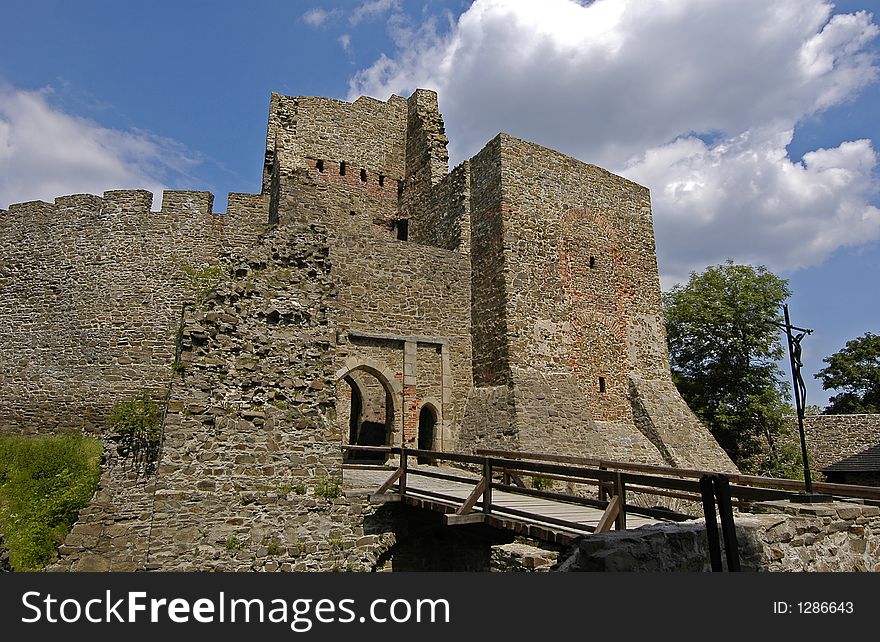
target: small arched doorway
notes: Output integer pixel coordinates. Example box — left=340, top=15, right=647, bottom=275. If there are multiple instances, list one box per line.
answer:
left=417, top=403, right=438, bottom=464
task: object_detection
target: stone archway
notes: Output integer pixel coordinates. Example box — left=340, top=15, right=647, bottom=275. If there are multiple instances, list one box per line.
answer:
left=335, top=357, right=403, bottom=462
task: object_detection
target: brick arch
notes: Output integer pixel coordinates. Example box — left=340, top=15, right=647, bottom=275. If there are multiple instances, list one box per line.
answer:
left=335, top=357, right=403, bottom=447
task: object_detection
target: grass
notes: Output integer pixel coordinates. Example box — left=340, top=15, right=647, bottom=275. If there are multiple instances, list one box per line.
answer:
left=225, top=535, right=246, bottom=552
left=314, top=476, right=342, bottom=499
left=0, top=434, right=102, bottom=571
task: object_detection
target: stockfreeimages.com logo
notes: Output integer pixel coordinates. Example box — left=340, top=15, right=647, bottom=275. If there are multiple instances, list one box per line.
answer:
left=21, top=591, right=450, bottom=631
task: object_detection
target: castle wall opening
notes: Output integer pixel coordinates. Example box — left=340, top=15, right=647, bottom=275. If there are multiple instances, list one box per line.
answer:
left=417, top=403, right=438, bottom=464
left=339, top=367, right=397, bottom=463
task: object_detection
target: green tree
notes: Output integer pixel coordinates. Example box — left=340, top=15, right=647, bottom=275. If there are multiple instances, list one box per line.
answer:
left=663, top=261, right=798, bottom=475
left=816, top=333, right=880, bottom=414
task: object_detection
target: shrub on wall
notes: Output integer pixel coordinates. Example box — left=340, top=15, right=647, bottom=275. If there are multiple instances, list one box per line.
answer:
left=0, top=434, right=102, bottom=571
left=107, top=392, right=163, bottom=470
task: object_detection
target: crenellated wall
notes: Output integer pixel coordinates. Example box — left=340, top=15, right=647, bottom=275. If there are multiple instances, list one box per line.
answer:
left=0, top=190, right=268, bottom=434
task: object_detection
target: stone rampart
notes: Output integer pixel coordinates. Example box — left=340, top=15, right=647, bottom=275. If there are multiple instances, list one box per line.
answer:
left=0, top=191, right=267, bottom=435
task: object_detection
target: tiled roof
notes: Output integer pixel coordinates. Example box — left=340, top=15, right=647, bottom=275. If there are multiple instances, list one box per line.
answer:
left=822, top=444, right=880, bottom=473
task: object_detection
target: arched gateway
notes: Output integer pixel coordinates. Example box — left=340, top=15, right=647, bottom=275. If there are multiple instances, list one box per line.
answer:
left=335, top=358, right=403, bottom=462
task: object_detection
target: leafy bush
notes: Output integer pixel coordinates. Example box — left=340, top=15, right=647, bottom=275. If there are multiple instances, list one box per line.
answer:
left=107, top=392, right=162, bottom=469
left=0, top=434, right=102, bottom=571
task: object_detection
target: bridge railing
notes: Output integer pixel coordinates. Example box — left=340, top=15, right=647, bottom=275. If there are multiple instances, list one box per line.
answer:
left=473, top=447, right=880, bottom=503
left=343, top=443, right=880, bottom=523
left=344, top=444, right=880, bottom=571
left=341, top=445, right=724, bottom=536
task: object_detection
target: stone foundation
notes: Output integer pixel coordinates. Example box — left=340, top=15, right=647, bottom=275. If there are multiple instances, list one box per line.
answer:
left=555, top=501, right=880, bottom=572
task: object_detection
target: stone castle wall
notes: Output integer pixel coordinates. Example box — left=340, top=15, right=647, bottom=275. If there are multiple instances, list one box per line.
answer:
left=263, top=93, right=407, bottom=194
left=785, top=414, right=880, bottom=470
left=455, top=134, right=734, bottom=470
left=0, top=191, right=267, bottom=435
left=2, top=87, right=743, bottom=572
left=54, top=225, right=395, bottom=571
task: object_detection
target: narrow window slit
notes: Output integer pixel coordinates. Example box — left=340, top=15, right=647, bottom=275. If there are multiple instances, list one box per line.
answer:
left=360, top=168, right=367, bottom=182
left=379, top=174, right=385, bottom=187
left=396, top=219, right=409, bottom=241
left=589, top=256, right=596, bottom=269
left=340, top=161, right=346, bottom=176
left=598, top=377, right=606, bottom=393
left=316, top=159, right=324, bottom=173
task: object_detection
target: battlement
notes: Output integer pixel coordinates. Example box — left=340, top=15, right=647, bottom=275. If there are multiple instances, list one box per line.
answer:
left=1, top=190, right=269, bottom=219
left=5, top=200, right=55, bottom=217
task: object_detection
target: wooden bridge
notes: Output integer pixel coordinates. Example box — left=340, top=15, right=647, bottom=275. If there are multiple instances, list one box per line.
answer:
left=343, top=445, right=880, bottom=548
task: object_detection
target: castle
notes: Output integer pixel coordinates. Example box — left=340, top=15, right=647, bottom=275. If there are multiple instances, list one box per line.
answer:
left=0, top=90, right=733, bottom=571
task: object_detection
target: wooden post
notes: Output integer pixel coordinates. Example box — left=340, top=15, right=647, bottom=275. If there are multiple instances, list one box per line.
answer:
left=400, top=447, right=408, bottom=496
left=700, top=474, right=723, bottom=572
left=598, top=464, right=608, bottom=503
left=715, top=475, right=741, bottom=572
left=483, top=457, right=493, bottom=515
left=614, top=471, right=627, bottom=530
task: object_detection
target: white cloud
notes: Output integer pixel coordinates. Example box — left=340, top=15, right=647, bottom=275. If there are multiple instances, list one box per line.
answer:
left=0, top=87, right=199, bottom=210
left=338, top=34, right=352, bottom=53
left=302, top=7, right=341, bottom=28
left=348, top=0, right=880, bottom=283
left=626, top=129, right=880, bottom=285
left=350, top=0, right=401, bottom=26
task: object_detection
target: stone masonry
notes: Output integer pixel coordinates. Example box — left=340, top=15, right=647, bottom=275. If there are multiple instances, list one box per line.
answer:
left=555, top=500, right=880, bottom=572
left=785, top=414, right=880, bottom=471
left=2, top=89, right=734, bottom=570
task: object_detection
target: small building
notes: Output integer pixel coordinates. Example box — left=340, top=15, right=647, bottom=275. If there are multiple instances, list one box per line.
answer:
left=821, top=444, right=880, bottom=486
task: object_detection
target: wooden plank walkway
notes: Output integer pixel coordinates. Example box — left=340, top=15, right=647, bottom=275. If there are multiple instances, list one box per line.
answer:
left=344, top=465, right=663, bottom=543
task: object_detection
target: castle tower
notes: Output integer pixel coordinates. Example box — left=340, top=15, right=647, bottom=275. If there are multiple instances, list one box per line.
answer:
left=459, top=133, right=733, bottom=470
left=261, top=90, right=734, bottom=471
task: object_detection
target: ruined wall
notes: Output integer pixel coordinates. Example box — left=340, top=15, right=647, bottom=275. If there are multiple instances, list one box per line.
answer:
left=49, top=438, right=157, bottom=572
left=401, top=89, right=449, bottom=234
left=0, top=191, right=267, bottom=435
left=55, top=224, right=398, bottom=571
left=555, top=501, right=880, bottom=572
left=263, top=93, right=407, bottom=194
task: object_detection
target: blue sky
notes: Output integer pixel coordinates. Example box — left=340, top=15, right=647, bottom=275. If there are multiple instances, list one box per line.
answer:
left=1, top=0, right=878, bottom=408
